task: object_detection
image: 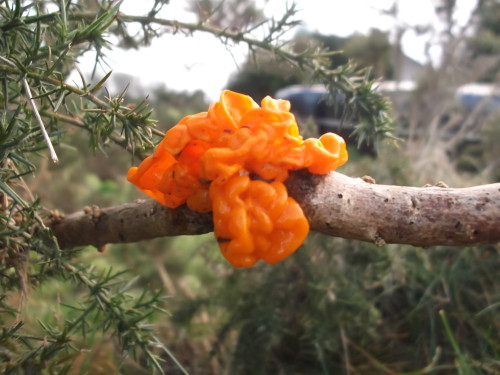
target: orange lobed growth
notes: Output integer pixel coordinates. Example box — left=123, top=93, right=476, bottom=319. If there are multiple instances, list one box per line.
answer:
left=127, top=90, right=348, bottom=267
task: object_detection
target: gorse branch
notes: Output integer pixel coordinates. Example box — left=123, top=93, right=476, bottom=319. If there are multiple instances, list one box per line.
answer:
left=1, top=259, right=173, bottom=374
left=0, top=61, right=159, bottom=157
left=62, top=262, right=177, bottom=375
left=71, top=7, right=395, bottom=149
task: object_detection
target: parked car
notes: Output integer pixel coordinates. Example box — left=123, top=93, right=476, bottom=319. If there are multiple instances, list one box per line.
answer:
left=275, top=84, right=350, bottom=136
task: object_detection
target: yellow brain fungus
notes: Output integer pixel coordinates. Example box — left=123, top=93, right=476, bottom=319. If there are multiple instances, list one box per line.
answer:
left=127, top=90, right=348, bottom=267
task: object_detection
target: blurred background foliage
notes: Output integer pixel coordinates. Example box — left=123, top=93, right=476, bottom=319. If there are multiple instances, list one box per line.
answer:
left=0, top=0, right=499, bottom=374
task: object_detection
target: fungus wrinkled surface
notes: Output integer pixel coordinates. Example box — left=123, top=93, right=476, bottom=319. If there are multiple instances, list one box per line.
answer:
left=127, top=90, right=348, bottom=267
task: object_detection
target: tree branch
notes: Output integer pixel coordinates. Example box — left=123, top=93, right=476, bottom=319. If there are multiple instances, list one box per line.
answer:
left=49, top=171, right=500, bottom=249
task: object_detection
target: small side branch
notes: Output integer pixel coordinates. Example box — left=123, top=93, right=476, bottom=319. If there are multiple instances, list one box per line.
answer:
left=0, top=55, right=58, bottom=162
left=49, top=172, right=500, bottom=249
left=22, top=77, right=58, bottom=163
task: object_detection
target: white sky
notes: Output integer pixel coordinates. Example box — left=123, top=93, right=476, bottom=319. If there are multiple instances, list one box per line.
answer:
left=74, top=0, right=478, bottom=100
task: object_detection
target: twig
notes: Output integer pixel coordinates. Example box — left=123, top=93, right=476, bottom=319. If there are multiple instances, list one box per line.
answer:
left=340, top=327, right=352, bottom=375
left=22, top=77, right=59, bottom=163
left=0, top=55, right=58, bottom=162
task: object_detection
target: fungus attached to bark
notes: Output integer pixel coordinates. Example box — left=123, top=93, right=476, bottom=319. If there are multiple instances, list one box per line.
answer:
left=127, top=90, right=348, bottom=267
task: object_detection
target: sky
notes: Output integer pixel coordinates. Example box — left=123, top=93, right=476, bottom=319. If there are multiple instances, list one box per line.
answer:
left=73, top=0, right=478, bottom=100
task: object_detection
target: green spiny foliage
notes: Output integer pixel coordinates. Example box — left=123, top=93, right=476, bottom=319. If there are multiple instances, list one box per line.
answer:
left=1, top=263, right=180, bottom=374
left=1, top=0, right=171, bottom=372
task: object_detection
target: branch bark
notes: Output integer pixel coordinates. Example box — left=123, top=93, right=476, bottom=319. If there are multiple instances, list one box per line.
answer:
left=50, top=171, right=500, bottom=249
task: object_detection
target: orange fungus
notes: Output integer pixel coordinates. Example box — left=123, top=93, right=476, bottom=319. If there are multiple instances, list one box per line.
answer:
left=127, top=90, right=348, bottom=267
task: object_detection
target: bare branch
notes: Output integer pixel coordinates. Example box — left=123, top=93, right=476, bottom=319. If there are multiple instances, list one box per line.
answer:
left=49, top=171, right=500, bottom=249
left=22, top=77, right=59, bottom=163
left=0, top=55, right=58, bottom=162
left=286, top=171, right=500, bottom=247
